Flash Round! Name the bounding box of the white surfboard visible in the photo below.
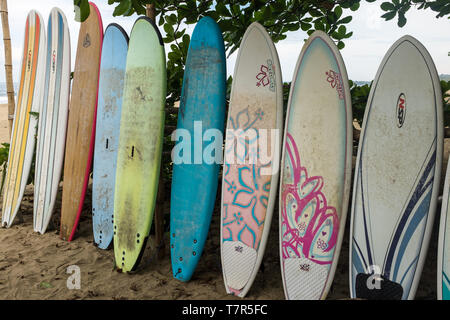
[33,7,71,234]
[2,10,46,227]
[350,35,443,300]
[438,160,450,300]
[279,31,352,300]
[220,22,283,298]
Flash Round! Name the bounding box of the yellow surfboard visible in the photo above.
[2,10,46,227]
[113,17,166,272]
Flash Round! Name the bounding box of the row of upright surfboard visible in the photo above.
[1,2,448,300]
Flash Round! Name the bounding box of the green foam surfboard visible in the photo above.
[113,16,166,272]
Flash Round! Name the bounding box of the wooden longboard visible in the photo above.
[170,17,226,282]
[113,17,166,272]
[60,2,103,241]
[92,23,128,249]
[33,7,71,234]
[350,36,443,300]
[220,22,283,297]
[279,31,352,300]
[2,10,46,228]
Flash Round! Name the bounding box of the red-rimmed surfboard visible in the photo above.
[279,31,352,300]
[60,2,103,241]
[33,7,71,234]
[2,10,46,228]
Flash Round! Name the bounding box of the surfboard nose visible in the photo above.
[283,257,328,300]
[222,240,257,296]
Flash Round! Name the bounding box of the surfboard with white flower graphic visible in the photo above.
[279,31,352,300]
[220,22,283,298]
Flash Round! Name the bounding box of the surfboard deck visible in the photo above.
[350,35,443,300]
[279,31,352,300]
[170,16,226,282]
[60,2,103,241]
[33,7,71,235]
[438,159,450,300]
[113,16,166,272]
[220,22,283,297]
[2,10,46,228]
[92,23,128,250]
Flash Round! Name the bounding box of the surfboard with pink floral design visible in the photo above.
[220,22,282,298]
[279,31,352,300]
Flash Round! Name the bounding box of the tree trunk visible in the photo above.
[146,4,156,21]
[147,2,165,259]
[0,0,15,139]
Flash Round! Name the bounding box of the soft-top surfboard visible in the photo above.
[92,23,128,249]
[350,35,443,300]
[279,31,352,300]
[170,17,226,282]
[113,16,166,272]
[33,7,71,234]
[220,22,283,297]
[2,10,46,228]
[60,2,102,241]
[438,160,450,300]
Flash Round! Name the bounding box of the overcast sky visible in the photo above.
[0,1,448,84]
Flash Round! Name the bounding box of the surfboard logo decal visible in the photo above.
[256,60,276,92]
[325,70,344,100]
[27,50,32,71]
[396,93,406,128]
[51,50,56,73]
[83,33,91,48]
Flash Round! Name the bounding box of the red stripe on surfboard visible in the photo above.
[67,2,103,242]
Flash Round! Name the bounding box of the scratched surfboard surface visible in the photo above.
[92,24,128,249]
[60,2,103,241]
[350,35,443,300]
[2,10,46,228]
[438,160,450,300]
[279,31,352,300]
[220,22,283,298]
[113,17,166,272]
[33,7,70,234]
[170,17,226,281]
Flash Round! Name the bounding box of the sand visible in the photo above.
[0,104,10,144]
[0,101,448,300]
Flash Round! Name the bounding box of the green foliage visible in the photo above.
[442,80,450,126]
[0,143,10,195]
[379,0,450,27]
[349,80,372,126]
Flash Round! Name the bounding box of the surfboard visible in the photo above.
[113,16,166,272]
[2,10,46,228]
[60,2,103,241]
[220,22,283,297]
[438,160,450,300]
[350,35,443,300]
[170,17,226,282]
[279,31,352,300]
[33,7,71,235]
[92,23,128,250]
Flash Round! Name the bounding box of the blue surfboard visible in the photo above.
[170,17,226,281]
[92,23,129,249]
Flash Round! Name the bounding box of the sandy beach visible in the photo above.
[0,101,448,300]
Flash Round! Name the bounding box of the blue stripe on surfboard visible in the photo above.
[384,150,436,278]
[443,272,450,300]
[392,188,432,282]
